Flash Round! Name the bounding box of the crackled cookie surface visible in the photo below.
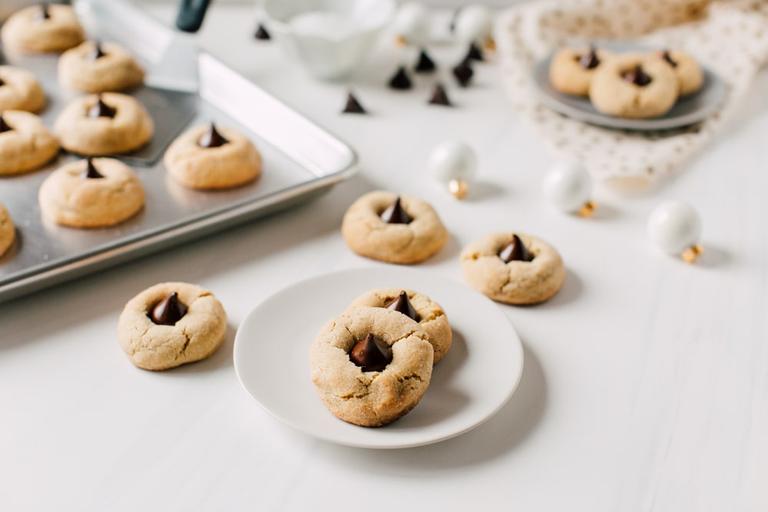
[655,49,703,96]
[348,288,452,364]
[118,282,227,371]
[1,4,84,54]
[310,306,434,427]
[59,40,145,93]
[341,191,448,264]
[0,66,46,113]
[164,123,262,190]
[39,158,144,228]
[0,111,59,175]
[461,232,565,305]
[549,46,613,96]
[54,93,154,155]
[0,204,15,258]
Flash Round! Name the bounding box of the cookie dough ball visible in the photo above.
[0,204,15,258]
[342,191,448,264]
[589,54,678,119]
[118,282,228,371]
[460,232,565,305]
[348,288,452,364]
[0,66,46,113]
[655,49,703,96]
[310,306,434,427]
[0,111,60,175]
[54,93,154,155]
[58,40,145,93]
[164,123,262,190]
[39,157,145,228]
[1,4,84,54]
[549,46,614,96]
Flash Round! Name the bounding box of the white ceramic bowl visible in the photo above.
[263,0,395,80]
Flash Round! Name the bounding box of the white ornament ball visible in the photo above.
[428,141,477,185]
[455,5,492,42]
[647,201,702,255]
[392,3,428,42]
[543,160,593,213]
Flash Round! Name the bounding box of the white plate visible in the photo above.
[233,267,524,449]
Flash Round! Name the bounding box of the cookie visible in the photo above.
[118,282,228,371]
[0,110,60,176]
[1,4,85,54]
[589,54,678,119]
[341,191,448,264]
[348,288,452,364]
[38,157,145,228]
[655,49,703,96]
[163,123,262,190]
[53,93,154,155]
[0,204,15,258]
[310,306,433,427]
[58,40,145,93]
[549,46,614,96]
[460,232,565,305]
[0,66,46,113]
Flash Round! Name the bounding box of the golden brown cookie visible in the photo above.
[549,46,614,96]
[0,203,15,258]
[0,110,60,176]
[655,49,703,96]
[1,4,84,54]
[58,40,145,93]
[0,66,46,113]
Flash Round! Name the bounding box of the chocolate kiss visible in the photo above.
[499,234,534,263]
[380,196,412,224]
[198,123,229,148]
[349,333,392,372]
[622,65,653,86]
[149,292,188,326]
[82,158,104,179]
[342,92,366,114]
[0,77,5,87]
[90,40,107,60]
[415,49,436,73]
[428,83,452,106]
[579,46,600,69]
[388,66,412,90]
[87,95,117,118]
[0,115,11,134]
[387,291,420,322]
[452,60,474,88]
[38,3,51,20]
[661,49,678,67]
[254,23,271,40]
[465,42,484,62]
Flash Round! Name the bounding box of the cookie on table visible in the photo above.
[0,204,15,258]
[53,93,154,155]
[341,191,448,264]
[58,40,145,93]
[549,46,614,96]
[0,66,46,113]
[655,49,703,96]
[348,288,452,364]
[460,232,565,305]
[38,158,145,228]
[310,306,434,427]
[589,54,678,119]
[118,282,227,371]
[163,123,262,190]
[0,111,59,176]
[1,4,85,54]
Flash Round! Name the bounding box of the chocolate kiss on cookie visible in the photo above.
[198,123,229,148]
[387,291,421,322]
[578,46,600,69]
[0,77,5,87]
[89,40,107,60]
[499,234,534,263]
[88,95,117,118]
[149,292,188,325]
[37,3,51,21]
[82,158,104,179]
[622,65,652,86]
[349,333,392,372]
[661,50,678,68]
[380,196,412,224]
[0,115,12,134]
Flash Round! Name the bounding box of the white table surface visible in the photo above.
[2,3,767,511]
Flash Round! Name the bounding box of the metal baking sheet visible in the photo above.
[0,0,357,302]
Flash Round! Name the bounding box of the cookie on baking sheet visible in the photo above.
[655,49,703,96]
[38,158,145,228]
[58,40,145,93]
[118,282,228,371]
[163,123,262,190]
[0,204,15,258]
[310,306,433,427]
[348,288,452,364]
[53,93,154,155]
[1,4,84,54]
[589,54,678,119]
[549,46,614,96]
[0,111,60,176]
[341,191,448,264]
[0,66,46,113]
[460,232,565,305]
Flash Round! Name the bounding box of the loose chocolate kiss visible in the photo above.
[89,40,107,60]
[349,333,392,372]
[452,60,474,88]
[149,292,188,326]
[388,66,413,90]
[88,95,117,118]
[380,196,412,224]
[499,234,534,263]
[465,42,484,62]
[342,92,366,114]
[661,50,678,68]
[415,49,436,73]
[82,158,104,179]
[578,46,600,69]
[254,23,271,40]
[622,65,652,87]
[387,291,420,322]
[428,83,452,106]
[198,123,229,148]
[0,115,11,134]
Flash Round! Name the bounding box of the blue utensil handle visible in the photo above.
[176,0,211,33]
